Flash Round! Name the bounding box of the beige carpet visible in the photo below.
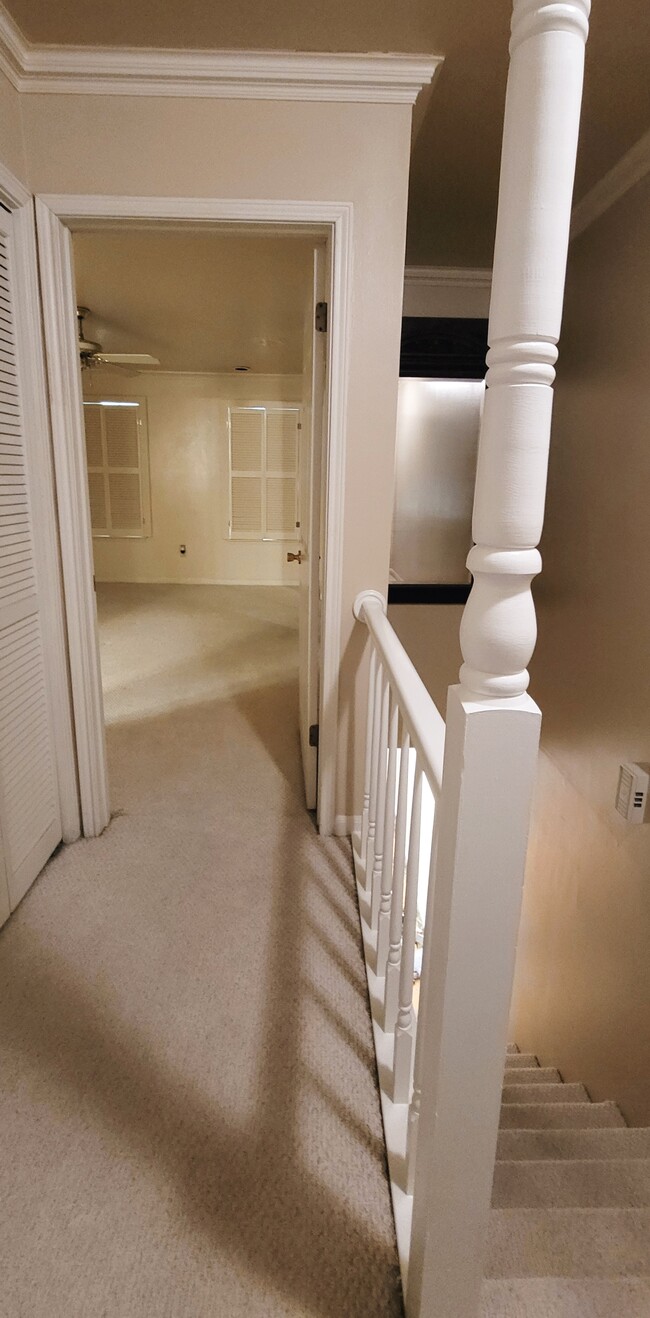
[0,583,402,1318]
[481,1048,650,1315]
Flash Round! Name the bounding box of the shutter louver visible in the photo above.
[266,476,296,534]
[108,472,142,531]
[0,215,61,911]
[231,475,263,534]
[230,409,264,472]
[267,411,298,473]
[83,406,103,467]
[87,471,108,531]
[105,407,139,468]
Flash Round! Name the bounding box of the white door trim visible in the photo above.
[35,200,110,837]
[0,162,81,843]
[35,193,353,837]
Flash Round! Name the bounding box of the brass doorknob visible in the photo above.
[287,550,303,564]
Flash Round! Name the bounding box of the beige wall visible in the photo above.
[84,370,303,587]
[510,175,650,1124]
[402,277,491,318]
[22,92,412,819]
[387,604,462,715]
[0,68,26,184]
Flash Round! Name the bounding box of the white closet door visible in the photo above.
[0,208,61,912]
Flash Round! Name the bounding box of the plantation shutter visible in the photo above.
[229,406,299,538]
[83,400,150,537]
[0,208,61,911]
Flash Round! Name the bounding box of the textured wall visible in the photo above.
[510,174,650,1124]
[84,371,303,587]
[22,92,412,819]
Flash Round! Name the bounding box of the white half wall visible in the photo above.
[84,370,303,586]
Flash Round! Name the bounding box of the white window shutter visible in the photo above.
[82,401,150,537]
[230,408,264,472]
[228,405,300,539]
[0,212,61,911]
[266,409,298,474]
[231,475,263,535]
[266,476,297,534]
[104,406,139,468]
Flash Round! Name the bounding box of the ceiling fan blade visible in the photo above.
[97,353,160,366]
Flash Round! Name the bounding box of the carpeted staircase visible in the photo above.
[480,1045,650,1316]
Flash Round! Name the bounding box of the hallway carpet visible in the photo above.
[0,584,402,1317]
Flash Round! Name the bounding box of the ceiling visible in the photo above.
[6,1,650,265]
[72,231,314,374]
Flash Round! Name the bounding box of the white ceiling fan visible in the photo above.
[76,307,160,372]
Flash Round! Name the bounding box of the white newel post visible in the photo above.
[406,3,590,1316]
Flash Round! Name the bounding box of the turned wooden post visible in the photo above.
[406,2,591,1315]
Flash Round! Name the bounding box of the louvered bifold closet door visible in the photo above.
[0,209,61,910]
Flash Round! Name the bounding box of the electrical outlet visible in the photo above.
[615,762,649,823]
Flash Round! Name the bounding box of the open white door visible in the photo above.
[0,207,63,913]
[297,246,328,812]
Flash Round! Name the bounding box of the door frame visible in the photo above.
[35,193,353,836]
[0,162,81,844]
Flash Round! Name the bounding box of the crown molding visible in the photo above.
[0,2,22,85]
[571,127,650,239]
[0,7,441,102]
[404,266,492,290]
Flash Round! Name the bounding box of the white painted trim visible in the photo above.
[333,814,360,838]
[35,193,353,839]
[403,265,492,290]
[0,2,23,88]
[39,195,344,227]
[11,202,81,843]
[571,127,650,238]
[0,9,440,102]
[35,200,111,838]
[94,578,300,588]
[0,157,30,209]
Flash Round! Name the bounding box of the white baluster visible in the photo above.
[392,761,422,1104]
[383,725,410,1032]
[375,694,399,975]
[360,647,377,864]
[407,4,590,1315]
[369,674,389,931]
[405,823,438,1195]
[365,657,383,887]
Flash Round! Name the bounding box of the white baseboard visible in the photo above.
[333,814,361,838]
[94,576,298,588]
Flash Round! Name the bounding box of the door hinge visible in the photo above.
[315,301,328,333]
[309,723,319,748]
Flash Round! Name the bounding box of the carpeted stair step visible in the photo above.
[492,1159,650,1207]
[480,1278,650,1317]
[496,1128,650,1161]
[505,1053,540,1069]
[501,1083,589,1105]
[486,1207,650,1278]
[506,1044,519,1054]
[499,1102,625,1130]
[502,1067,560,1086]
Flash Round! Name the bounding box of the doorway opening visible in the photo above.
[35,197,351,838]
[69,224,326,820]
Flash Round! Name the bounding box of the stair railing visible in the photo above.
[353,2,590,1314]
[353,590,445,1201]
